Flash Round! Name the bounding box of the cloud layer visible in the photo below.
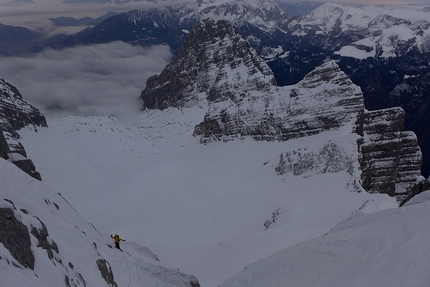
[0,42,173,121]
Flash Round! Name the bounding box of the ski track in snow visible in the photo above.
[20,111,398,287]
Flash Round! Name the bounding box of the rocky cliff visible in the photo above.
[357,108,422,200]
[141,18,276,111]
[0,78,46,180]
[142,19,363,142]
[141,18,422,199]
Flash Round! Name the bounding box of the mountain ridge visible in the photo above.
[141,18,422,199]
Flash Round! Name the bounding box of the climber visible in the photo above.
[111,234,125,251]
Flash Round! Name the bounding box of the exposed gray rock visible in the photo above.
[357,108,422,200]
[193,60,364,143]
[0,129,41,180]
[141,18,276,110]
[399,176,430,206]
[96,258,118,287]
[0,129,9,159]
[0,78,45,180]
[0,207,34,269]
[142,19,364,143]
[9,154,42,181]
[275,142,354,176]
[0,78,47,143]
[30,217,59,260]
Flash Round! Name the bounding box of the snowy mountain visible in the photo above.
[142,19,363,142]
[273,3,430,58]
[0,23,42,56]
[0,157,200,287]
[266,3,430,84]
[0,78,201,286]
[49,11,118,27]
[141,18,276,111]
[274,0,323,17]
[6,0,430,179]
[264,3,430,177]
[196,0,285,30]
[219,191,430,287]
[46,0,285,53]
[141,18,421,199]
[0,2,429,286]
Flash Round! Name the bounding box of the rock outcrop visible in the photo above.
[0,78,46,180]
[358,108,422,200]
[0,207,35,269]
[141,18,422,199]
[399,176,430,206]
[141,18,276,110]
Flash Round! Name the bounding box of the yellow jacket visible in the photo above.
[111,234,124,244]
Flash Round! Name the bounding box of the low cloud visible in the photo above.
[0,42,173,121]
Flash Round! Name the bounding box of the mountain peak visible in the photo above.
[141,18,276,110]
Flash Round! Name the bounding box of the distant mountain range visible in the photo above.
[49,11,118,27]
[0,0,429,176]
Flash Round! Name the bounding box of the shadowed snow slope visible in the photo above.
[220,191,430,287]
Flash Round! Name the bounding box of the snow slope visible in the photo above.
[20,109,397,287]
[220,191,430,287]
[0,149,199,287]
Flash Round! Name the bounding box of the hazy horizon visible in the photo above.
[0,0,427,25]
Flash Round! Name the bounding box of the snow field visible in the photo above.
[20,109,397,287]
[220,192,430,287]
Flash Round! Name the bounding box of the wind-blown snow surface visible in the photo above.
[220,191,430,287]
[19,109,398,287]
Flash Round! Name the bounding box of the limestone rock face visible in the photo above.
[0,78,47,142]
[140,17,422,199]
[141,18,276,110]
[0,207,35,269]
[194,60,364,142]
[0,78,46,180]
[142,19,364,143]
[358,108,422,200]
